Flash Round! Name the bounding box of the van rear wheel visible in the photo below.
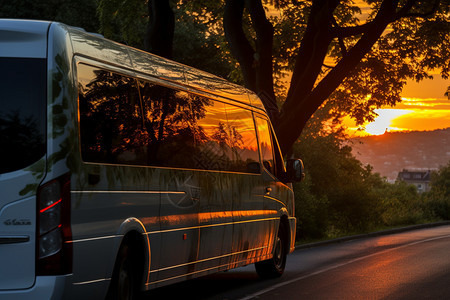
[107,242,139,300]
[255,222,287,279]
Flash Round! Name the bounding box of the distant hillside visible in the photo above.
[350,128,450,181]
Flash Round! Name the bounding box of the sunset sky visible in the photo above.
[345,76,450,137]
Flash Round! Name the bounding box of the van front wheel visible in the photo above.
[255,222,287,279]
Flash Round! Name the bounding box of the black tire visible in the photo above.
[255,222,287,279]
[107,242,139,300]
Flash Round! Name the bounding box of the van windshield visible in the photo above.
[0,57,46,174]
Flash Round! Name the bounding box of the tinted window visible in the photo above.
[139,80,196,168]
[193,98,229,171]
[78,64,146,165]
[0,58,46,174]
[255,116,275,174]
[78,63,260,174]
[193,97,259,173]
[223,103,259,173]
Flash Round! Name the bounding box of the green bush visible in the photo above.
[377,181,427,226]
[294,173,329,240]
[422,162,450,220]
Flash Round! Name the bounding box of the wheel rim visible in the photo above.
[273,236,283,270]
[118,259,133,300]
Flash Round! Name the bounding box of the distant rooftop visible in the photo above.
[397,169,432,192]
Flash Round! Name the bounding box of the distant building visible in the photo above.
[397,169,431,193]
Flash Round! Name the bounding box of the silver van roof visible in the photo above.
[66,25,265,110]
[0,19,50,58]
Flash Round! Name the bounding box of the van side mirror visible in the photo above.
[286,159,305,182]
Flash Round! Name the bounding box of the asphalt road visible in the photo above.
[141,225,450,299]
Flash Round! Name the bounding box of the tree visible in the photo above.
[0,0,98,32]
[99,1,449,154]
[223,0,449,154]
[425,161,450,220]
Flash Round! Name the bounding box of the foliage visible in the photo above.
[0,0,98,32]
[293,111,448,241]
[377,181,426,226]
[422,162,450,220]
[292,112,385,239]
[97,1,235,79]
[97,0,147,48]
[294,173,329,239]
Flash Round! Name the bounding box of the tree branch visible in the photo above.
[284,0,339,113]
[331,22,373,38]
[332,16,347,56]
[396,0,441,19]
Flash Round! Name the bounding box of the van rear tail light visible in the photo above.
[36,173,72,275]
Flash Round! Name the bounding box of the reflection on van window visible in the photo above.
[78,64,145,165]
[0,58,46,174]
[139,80,196,168]
[255,117,275,174]
[77,63,260,174]
[223,103,259,172]
[193,99,228,170]
[193,97,259,173]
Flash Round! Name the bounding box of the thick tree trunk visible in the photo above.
[145,0,175,59]
[224,0,279,124]
[276,0,399,154]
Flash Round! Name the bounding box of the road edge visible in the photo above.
[295,221,450,250]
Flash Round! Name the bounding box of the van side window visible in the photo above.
[139,80,196,168]
[78,64,260,174]
[223,103,259,173]
[190,97,259,173]
[78,64,146,165]
[270,128,286,175]
[192,97,229,171]
[255,116,275,175]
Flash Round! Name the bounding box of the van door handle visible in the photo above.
[265,187,272,195]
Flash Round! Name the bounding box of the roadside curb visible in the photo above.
[295,221,450,250]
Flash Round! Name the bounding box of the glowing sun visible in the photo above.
[363,109,412,135]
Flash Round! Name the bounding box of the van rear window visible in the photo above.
[0,57,46,174]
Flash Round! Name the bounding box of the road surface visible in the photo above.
[141,225,450,299]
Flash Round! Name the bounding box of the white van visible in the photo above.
[0,19,304,299]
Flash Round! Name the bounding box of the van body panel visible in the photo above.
[127,47,186,83]
[183,67,254,109]
[0,275,70,300]
[0,195,36,289]
[69,28,133,70]
[70,165,161,285]
[246,91,266,111]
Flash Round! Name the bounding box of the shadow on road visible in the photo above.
[140,270,260,300]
